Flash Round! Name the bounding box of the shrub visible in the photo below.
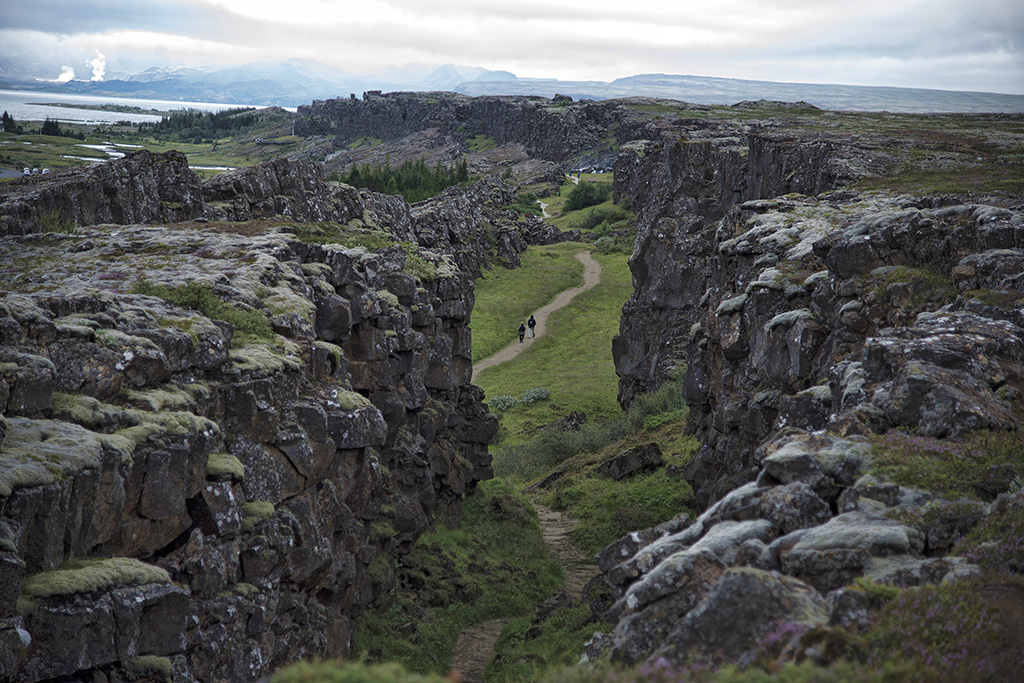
[39,209,78,235]
[869,428,1024,501]
[563,181,613,212]
[489,395,518,412]
[954,505,1024,574]
[520,387,551,405]
[864,578,1005,679]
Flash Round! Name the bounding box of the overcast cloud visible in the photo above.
[1,0,1021,94]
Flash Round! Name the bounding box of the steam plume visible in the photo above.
[89,51,106,81]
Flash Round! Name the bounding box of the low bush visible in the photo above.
[520,387,551,405]
[869,428,1024,501]
[489,395,518,412]
[563,181,613,212]
[351,479,561,675]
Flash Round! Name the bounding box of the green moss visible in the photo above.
[50,391,123,430]
[20,557,170,601]
[232,582,260,597]
[314,341,344,366]
[0,418,106,496]
[130,656,173,677]
[207,452,245,482]
[241,500,275,531]
[376,289,400,308]
[131,279,273,339]
[333,387,370,411]
[229,343,303,374]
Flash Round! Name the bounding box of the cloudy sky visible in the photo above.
[2,0,1022,94]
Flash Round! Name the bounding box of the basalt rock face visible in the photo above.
[297,92,623,165]
[0,150,204,237]
[597,115,1024,669]
[621,192,1024,507]
[0,153,528,681]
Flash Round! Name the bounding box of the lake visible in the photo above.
[0,89,260,125]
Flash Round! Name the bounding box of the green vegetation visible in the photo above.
[139,107,262,143]
[273,661,450,682]
[869,428,1024,501]
[488,602,611,682]
[130,279,274,341]
[504,191,543,216]
[351,479,562,675]
[467,135,498,152]
[38,209,78,235]
[471,243,588,362]
[475,250,632,437]
[20,557,169,602]
[335,158,470,203]
[206,452,245,482]
[40,117,85,140]
[563,181,613,213]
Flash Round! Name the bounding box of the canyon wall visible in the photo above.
[0,151,560,681]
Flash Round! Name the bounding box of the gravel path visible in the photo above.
[471,251,601,382]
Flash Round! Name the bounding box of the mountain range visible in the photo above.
[2,58,1023,114]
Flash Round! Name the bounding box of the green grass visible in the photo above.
[474,249,632,439]
[471,242,589,362]
[467,134,498,152]
[351,479,562,676]
[488,602,612,682]
[869,428,1024,501]
[130,279,274,341]
[546,467,695,555]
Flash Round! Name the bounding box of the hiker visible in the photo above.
[518,322,526,343]
[527,314,536,338]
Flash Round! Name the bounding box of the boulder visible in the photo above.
[654,567,829,667]
[596,443,664,480]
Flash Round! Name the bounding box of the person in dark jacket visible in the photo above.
[527,314,536,338]
[518,322,526,343]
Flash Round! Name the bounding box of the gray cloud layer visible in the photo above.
[2,0,1021,94]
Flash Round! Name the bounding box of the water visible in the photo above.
[0,89,258,125]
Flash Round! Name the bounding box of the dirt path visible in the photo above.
[448,504,597,682]
[534,503,596,600]
[471,251,601,382]
[450,617,510,683]
[537,199,551,218]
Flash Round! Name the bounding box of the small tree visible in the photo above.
[40,117,62,137]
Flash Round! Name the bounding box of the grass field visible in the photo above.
[471,242,589,363]
[474,249,632,442]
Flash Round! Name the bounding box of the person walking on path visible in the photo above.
[518,322,526,343]
[527,314,536,338]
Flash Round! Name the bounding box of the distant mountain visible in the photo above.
[456,72,1024,114]
[2,58,1022,113]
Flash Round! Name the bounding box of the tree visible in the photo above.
[40,117,62,137]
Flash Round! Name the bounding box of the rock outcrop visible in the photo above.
[0,150,572,681]
[597,107,1024,672]
[0,150,203,237]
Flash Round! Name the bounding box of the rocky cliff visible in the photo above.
[593,111,1024,671]
[296,92,621,167]
[0,151,564,681]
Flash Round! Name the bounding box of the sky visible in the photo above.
[1,0,1022,94]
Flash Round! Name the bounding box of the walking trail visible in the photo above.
[451,251,601,681]
[471,251,601,382]
[448,504,596,683]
